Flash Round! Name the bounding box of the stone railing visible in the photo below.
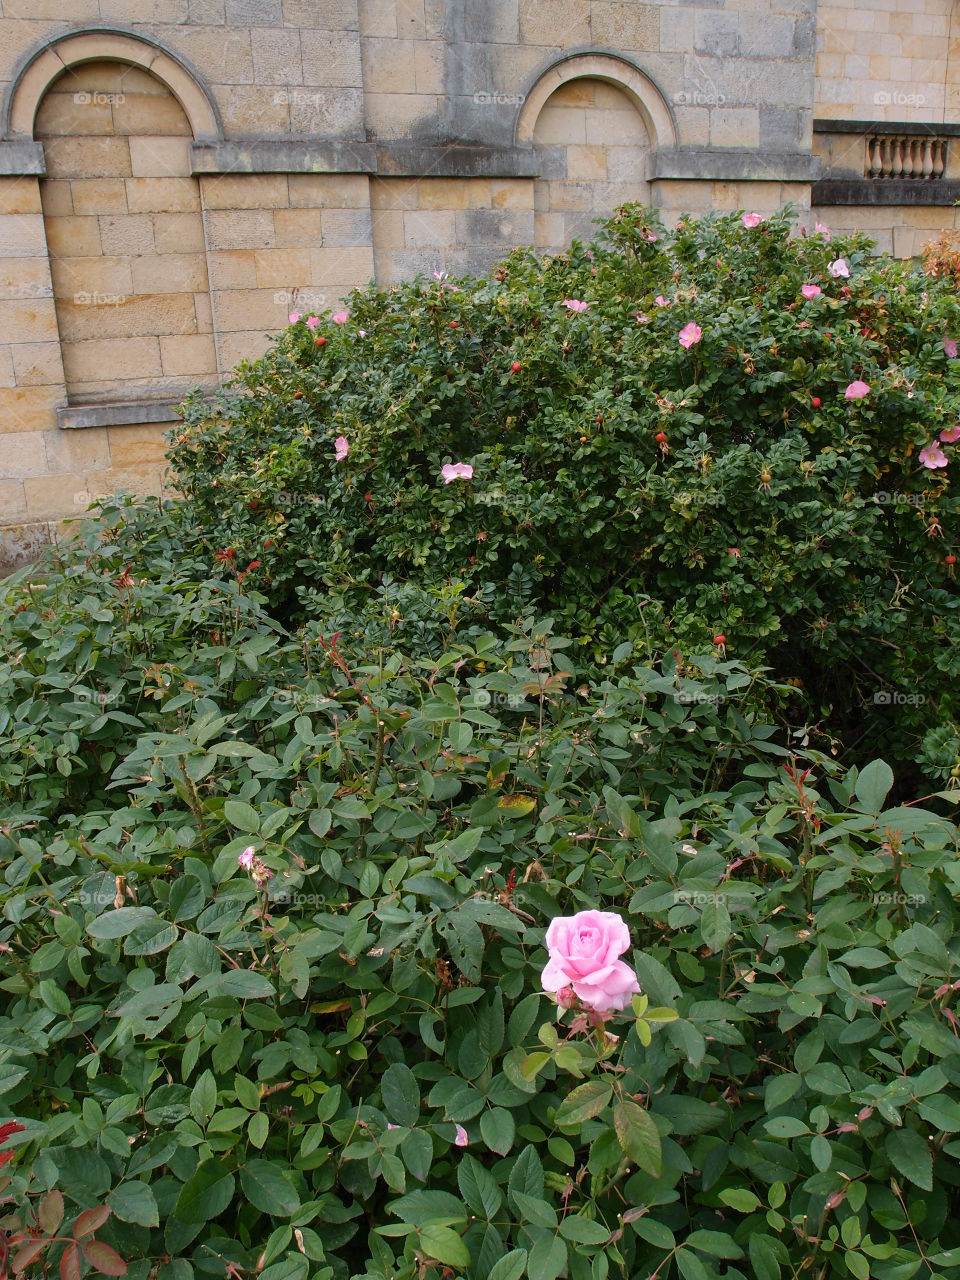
[865,133,947,180]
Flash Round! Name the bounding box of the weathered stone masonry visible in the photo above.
[0,0,958,566]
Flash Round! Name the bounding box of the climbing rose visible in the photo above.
[334,435,349,461]
[829,258,850,279]
[441,462,474,484]
[305,315,321,329]
[920,443,949,469]
[741,212,762,228]
[678,322,702,348]
[332,310,349,324]
[801,284,822,299]
[815,221,832,240]
[288,312,301,324]
[945,337,958,359]
[655,295,671,307]
[845,380,870,400]
[563,299,589,312]
[542,910,641,1014]
[940,424,960,443]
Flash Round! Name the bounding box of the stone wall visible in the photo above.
[0,0,957,567]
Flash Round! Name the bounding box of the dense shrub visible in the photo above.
[2,510,960,1280]
[170,206,960,778]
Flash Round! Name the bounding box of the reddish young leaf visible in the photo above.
[73,1206,111,1240]
[38,1190,65,1235]
[12,1239,46,1273]
[60,1243,81,1280]
[81,1241,127,1277]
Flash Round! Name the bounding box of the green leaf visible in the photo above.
[507,1145,543,1209]
[527,1234,567,1280]
[189,1070,217,1126]
[854,759,894,816]
[108,1182,159,1228]
[480,1107,515,1156]
[718,1189,762,1213]
[555,1080,613,1128]
[239,1161,301,1217]
[613,1100,662,1176]
[885,1127,933,1191]
[700,899,731,951]
[457,1154,502,1221]
[381,1062,420,1127]
[418,1225,470,1269]
[560,1214,611,1245]
[764,1116,809,1139]
[224,800,260,833]
[487,1252,527,1280]
[87,907,159,939]
[174,1160,235,1224]
[203,970,275,1000]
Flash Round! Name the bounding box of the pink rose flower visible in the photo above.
[542,910,641,1014]
[801,284,821,300]
[815,221,832,241]
[334,435,349,461]
[288,312,302,324]
[454,1124,469,1148]
[678,322,702,349]
[332,310,349,324]
[940,424,960,443]
[441,462,473,484]
[845,380,869,400]
[741,212,763,229]
[945,337,958,359]
[655,295,671,307]
[829,259,850,279]
[238,847,255,871]
[920,443,949,469]
[306,316,321,330]
[635,313,650,324]
[642,229,658,243]
[563,299,589,312]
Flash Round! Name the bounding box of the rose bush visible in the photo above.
[169,205,960,781]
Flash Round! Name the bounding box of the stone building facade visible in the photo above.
[0,0,958,565]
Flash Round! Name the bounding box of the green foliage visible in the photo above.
[2,509,960,1280]
[169,205,960,777]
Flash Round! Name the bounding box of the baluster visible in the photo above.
[880,136,893,177]
[932,139,946,179]
[921,138,933,179]
[891,136,904,178]
[868,136,883,177]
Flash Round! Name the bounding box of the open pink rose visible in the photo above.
[288,312,302,324]
[945,337,958,359]
[920,443,949,469]
[845,380,869,401]
[332,310,349,324]
[542,910,641,1014]
[801,284,821,300]
[815,221,831,240]
[441,462,473,484]
[563,299,589,312]
[678,322,702,349]
[940,424,960,444]
[741,212,762,229]
[334,435,349,461]
[829,258,850,279]
[306,315,321,330]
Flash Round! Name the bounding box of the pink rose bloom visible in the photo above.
[334,435,349,461]
[441,462,474,484]
[288,312,302,324]
[940,424,960,443]
[920,443,949,469]
[454,1124,469,1148]
[238,846,255,871]
[332,311,349,324]
[655,295,671,307]
[642,229,659,243]
[815,221,832,241]
[542,910,641,1014]
[563,299,589,312]
[678,322,702,349]
[741,212,763,229]
[635,313,650,324]
[829,258,850,279]
[945,337,958,359]
[801,284,822,300]
[306,316,321,330]
[845,380,869,400]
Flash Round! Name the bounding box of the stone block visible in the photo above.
[213,288,293,331]
[364,92,439,140]
[24,473,84,517]
[159,334,219,377]
[201,174,290,210]
[417,178,490,210]
[283,0,359,26]
[565,145,608,181]
[225,0,282,23]
[371,207,405,249]
[0,480,27,522]
[310,245,375,285]
[124,177,201,214]
[50,255,133,300]
[41,215,103,259]
[39,181,74,218]
[454,208,535,245]
[361,37,417,93]
[0,257,53,301]
[0,299,59,344]
[177,28,255,84]
[217,329,273,368]
[710,108,760,149]
[128,138,192,179]
[301,31,364,86]
[0,429,48,476]
[288,173,371,208]
[110,95,191,137]
[98,214,156,256]
[35,93,114,139]
[11,343,65,388]
[251,29,305,85]
[212,86,290,134]
[695,11,740,56]
[0,386,61,435]
[0,214,48,258]
[402,208,455,247]
[0,178,43,215]
[289,88,366,138]
[203,208,277,250]
[490,179,533,210]
[359,0,397,37]
[273,208,325,246]
[590,3,659,51]
[62,336,163,386]
[59,292,198,342]
[131,254,209,294]
[69,179,128,217]
[106,423,171,466]
[254,247,314,286]
[149,212,205,254]
[42,427,110,474]
[319,208,374,244]
[463,0,519,43]
[519,0,589,46]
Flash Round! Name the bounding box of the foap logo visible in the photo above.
[73,91,125,106]
[274,289,327,310]
[474,91,526,107]
[74,291,126,307]
[873,891,925,906]
[873,690,926,707]
[874,90,925,108]
[273,90,326,108]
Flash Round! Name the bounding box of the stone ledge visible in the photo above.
[374,144,541,178]
[814,118,960,138]
[191,140,377,174]
[812,178,960,206]
[58,400,184,430]
[652,149,821,183]
[0,140,46,175]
